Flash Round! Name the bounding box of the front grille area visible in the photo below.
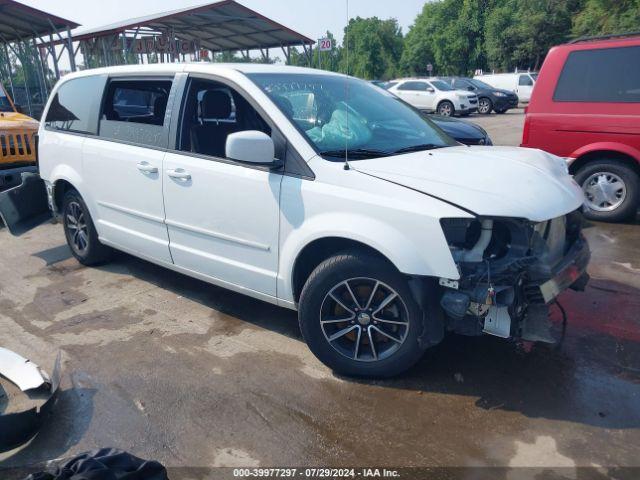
[0,130,35,163]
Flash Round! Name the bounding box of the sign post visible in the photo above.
[318,37,332,71]
[427,63,433,75]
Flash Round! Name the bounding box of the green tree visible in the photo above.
[572,0,640,37]
[402,0,489,76]
[485,0,578,71]
[340,17,403,79]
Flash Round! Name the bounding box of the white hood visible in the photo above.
[353,146,585,222]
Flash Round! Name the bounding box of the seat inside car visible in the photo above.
[153,95,168,125]
[190,90,236,158]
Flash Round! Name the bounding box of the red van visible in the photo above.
[522,33,640,222]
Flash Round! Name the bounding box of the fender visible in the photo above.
[568,141,640,164]
[48,165,100,225]
[277,211,461,304]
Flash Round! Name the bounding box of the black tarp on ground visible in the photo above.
[24,449,168,480]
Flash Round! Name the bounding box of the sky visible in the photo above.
[19,0,429,46]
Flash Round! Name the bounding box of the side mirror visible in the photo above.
[426,87,435,93]
[225,131,278,167]
[467,86,475,91]
[14,104,23,114]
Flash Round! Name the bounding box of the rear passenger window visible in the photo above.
[45,76,103,134]
[554,46,640,103]
[102,80,171,126]
[99,78,173,148]
[398,81,429,91]
[518,75,533,86]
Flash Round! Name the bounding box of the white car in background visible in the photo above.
[387,78,478,116]
[473,72,537,103]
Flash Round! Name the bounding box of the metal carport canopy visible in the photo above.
[0,0,80,42]
[68,0,315,52]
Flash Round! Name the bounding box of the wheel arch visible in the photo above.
[568,144,640,177]
[48,165,88,215]
[437,99,455,112]
[280,211,460,305]
[290,237,396,303]
[52,179,76,213]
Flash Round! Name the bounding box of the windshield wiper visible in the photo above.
[319,148,391,160]
[390,144,446,154]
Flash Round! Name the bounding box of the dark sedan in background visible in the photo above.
[438,77,518,114]
[371,80,493,145]
[429,114,493,145]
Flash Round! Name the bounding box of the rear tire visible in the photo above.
[574,159,639,223]
[478,97,493,114]
[437,101,455,117]
[62,189,112,265]
[298,251,427,378]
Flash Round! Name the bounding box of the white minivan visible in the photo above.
[0,64,590,377]
[473,72,537,103]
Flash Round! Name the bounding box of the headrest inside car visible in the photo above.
[201,90,232,119]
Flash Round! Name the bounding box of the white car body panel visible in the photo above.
[276,156,472,303]
[163,151,282,297]
[34,63,584,312]
[83,137,172,264]
[352,146,584,223]
[0,347,48,391]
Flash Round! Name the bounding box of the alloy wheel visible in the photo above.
[438,103,453,116]
[478,98,491,114]
[320,278,410,362]
[582,172,627,212]
[65,201,90,255]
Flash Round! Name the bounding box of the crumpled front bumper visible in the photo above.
[439,212,590,341]
[536,234,590,303]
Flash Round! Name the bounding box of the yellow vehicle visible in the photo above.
[1,83,39,192]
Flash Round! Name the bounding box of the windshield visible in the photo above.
[248,73,455,160]
[430,80,454,91]
[469,78,494,90]
[0,84,14,112]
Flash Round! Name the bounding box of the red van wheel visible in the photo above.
[574,159,639,222]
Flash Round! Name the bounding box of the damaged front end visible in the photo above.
[438,209,590,343]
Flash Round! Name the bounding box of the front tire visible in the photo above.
[437,101,455,117]
[298,251,427,378]
[574,160,639,222]
[62,189,112,265]
[478,97,493,114]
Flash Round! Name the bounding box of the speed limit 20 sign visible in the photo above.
[318,38,333,51]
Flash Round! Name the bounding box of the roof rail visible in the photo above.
[569,31,640,44]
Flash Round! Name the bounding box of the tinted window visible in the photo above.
[554,46,640,103]
[518,75,534,86]
[469,78,493,90]
[45,76,103,134]
[102,80,172,126]
[453,79,471,89]
[397,81,429,91]
[178,78,271,159]
[431,80,454,91]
